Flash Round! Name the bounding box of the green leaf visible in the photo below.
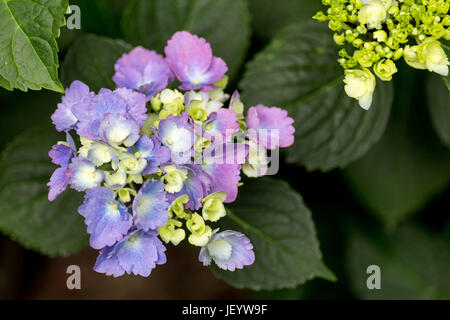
[0,0,68,92]
[61,33,133,92]
[427,74,450,148]
[347,224,450,299]
[211,177,336,291]
[0,125,88,256]
[0,90,59,151]
[343,67,450,229]
[248,0,322,40]
[443,76,450,91]
[239,22,393,171]
[121,0,251,80]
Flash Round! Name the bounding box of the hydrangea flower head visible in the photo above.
[314,0,450,109]
[47,30,296,277]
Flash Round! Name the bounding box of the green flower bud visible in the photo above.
[429,23,446,39]
[394,29,409,43]
[187,100,208,122]
[374,59,398,81]
[87,143,112,166]
[356,25,367,34]
[386,36,400,49]
[445,30,450,41]
[403,45,427,70]
[118,153,147,175]
[329,19,342,31]
[393,48,404,60]
[420,12,434,25]
[202,191,227,222]
[150,94,161,112]
[141,113,160,135]
[345,32,358,43]
[160,89,185,117]
[417,39,450,76]
[105,169,127,189]
[209,88,230,103]
[313,11,328,22]
[339,48,350,58]
[213,75,229,90]
[354,49,379,67]
[442,16,450,27]
[159,219,186,246]
[334,33,346,45]
[353,38,364,48]
[162,165,188,193]
[186,213,212,247]
[388,5,399,16]
[373,30,388,42]
[168,194,189,219]
[117,188,135,203]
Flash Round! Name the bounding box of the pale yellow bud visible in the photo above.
[343,68,376,110]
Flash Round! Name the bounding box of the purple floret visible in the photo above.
[72,88,146,145]
[49,144,74,167]
[246,105,295,150]
[47,137,77,202]
[132,180,169,231]
[47,167,72,202]
[135,135,171,174]
[167,164,213,210]
[199,230,255,271]
[51,81,93,132]
[165,31,228,90]
[156,113,195,163]
[204,109,240,143]
[94,229,167,277]
[113,47,174,99]
[78,187,132,250]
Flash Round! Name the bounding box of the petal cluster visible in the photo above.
[314,0,450,109]
[47,31,296,277]
[113,47,173,99]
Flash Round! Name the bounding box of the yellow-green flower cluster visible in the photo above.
[158,191,227,246]
[314,0,450,109]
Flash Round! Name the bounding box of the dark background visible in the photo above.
[0,0,449,299]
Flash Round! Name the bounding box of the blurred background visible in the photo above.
[0,0,449,299]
